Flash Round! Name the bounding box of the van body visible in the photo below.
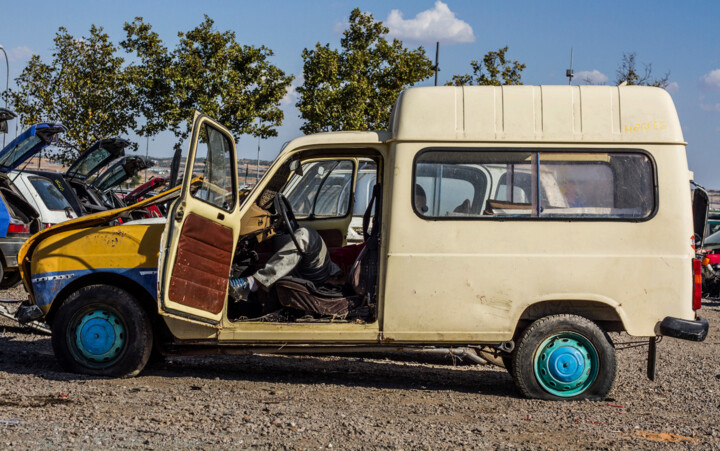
[16,86,708,400]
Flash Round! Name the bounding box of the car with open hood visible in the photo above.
[2,123,78,229]
[0,122,65,286]
[30,138,152,217]
[90,155,154,210]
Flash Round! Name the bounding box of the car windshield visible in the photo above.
[67,147,113,178]
[93,163,129,192]
[0,136,42,168]
[29,176,73,211]
[704,229,720,246]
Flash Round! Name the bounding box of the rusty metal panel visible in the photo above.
[168,213,233,314]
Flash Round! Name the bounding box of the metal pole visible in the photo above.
[145,136,149,182]
[0,45,9,148]
[567,48,574,85]
[256,138,260,184]
[434,42,440,86]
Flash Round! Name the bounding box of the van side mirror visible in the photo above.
[289,159,304,176]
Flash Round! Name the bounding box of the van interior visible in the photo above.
[226,150,382,324]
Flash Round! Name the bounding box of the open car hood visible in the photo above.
[65,138,130,180]
[124,176,167,204]
[0,123,66,172]
[91,155,154,192]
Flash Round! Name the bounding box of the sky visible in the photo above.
[1,1,720,185]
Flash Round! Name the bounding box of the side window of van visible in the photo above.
[538,153,654,218]
[283,160,355,219]
[414,150,655,220]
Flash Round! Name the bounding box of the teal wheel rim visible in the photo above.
[71,309,126,367]
[533,332,599,397]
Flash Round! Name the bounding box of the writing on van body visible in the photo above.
[624,121,666,133]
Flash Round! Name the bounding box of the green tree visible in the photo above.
[447,46,525,86]
[8,26,137,164]
[615,52,670,88]
[122,16,293,150]
[296,8,434,134]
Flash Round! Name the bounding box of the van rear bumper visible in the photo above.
[659,316,709,342]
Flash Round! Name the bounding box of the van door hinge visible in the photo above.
[175,203,185,222]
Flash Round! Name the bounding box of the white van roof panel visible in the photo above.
[391,85,684,144]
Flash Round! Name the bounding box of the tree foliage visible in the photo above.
[8,26,137,164]
[296,9,434,134]
[615,52,670,88]
[122,16,293,150]
[448,47,525,86]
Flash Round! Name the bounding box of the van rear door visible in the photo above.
[692,186,709,248]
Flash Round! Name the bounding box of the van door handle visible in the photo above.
[217,212,225,220]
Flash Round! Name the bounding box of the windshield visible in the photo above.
[94,164,128,192]
[0,136,42,168]
[29,176,73,211]
[67,147,113,178]
[705,229,720,246]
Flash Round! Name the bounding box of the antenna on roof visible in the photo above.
[566,48,574,85]
[433,42,440,86]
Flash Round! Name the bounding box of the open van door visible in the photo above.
[692,184,709,248]
[157,113,240,325]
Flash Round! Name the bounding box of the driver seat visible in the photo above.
[274,183,382,319]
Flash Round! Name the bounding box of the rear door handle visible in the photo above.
[217,212,225,220]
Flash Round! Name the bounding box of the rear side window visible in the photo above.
[414,150,655,220]
[29,177,72,211]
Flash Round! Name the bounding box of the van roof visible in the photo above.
[390,85,684,145]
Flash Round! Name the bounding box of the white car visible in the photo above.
[10,171,77,228]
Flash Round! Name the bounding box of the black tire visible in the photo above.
[1,270,22,289]
[51,285,153,378]
[511,314,616,401]
[501,355,513,374]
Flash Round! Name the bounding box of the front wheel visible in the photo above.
[511,314,616,401]
[51,285,153,377]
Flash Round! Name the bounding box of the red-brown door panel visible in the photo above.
[168,213,234,314]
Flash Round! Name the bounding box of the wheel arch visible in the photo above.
[46,272,161,332]
[513,299,627,339]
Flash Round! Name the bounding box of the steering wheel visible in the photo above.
[273,193,305,255]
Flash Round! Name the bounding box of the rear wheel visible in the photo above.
[51,285,153,377]
[511,314,616,401]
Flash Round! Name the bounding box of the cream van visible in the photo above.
[15,85,708,401]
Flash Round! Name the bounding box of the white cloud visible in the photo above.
[666,81,679,94]
[280,75,303,106]
[5,46,33,63]
[700,103,720,112]
[573,70,608,85]
[385,1,475,45]
[700,69,720,91]
[333,20,348,35]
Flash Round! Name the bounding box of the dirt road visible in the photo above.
[1,286,718,449]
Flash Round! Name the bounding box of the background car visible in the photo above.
[10,172,77,228]
[0,122,65,286]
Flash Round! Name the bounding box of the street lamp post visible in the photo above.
[145,136,149,183]
[0,45,9,148]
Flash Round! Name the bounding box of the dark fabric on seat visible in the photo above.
[275,277,359,317]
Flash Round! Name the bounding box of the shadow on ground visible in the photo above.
[0,330,518,398]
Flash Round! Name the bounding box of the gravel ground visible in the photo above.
[0,283,718,450]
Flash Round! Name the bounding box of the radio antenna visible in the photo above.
[566,48,574,85]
